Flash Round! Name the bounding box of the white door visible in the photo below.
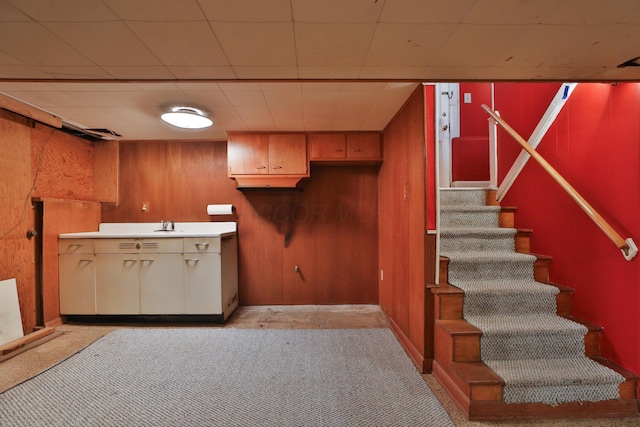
[435,83,460,188]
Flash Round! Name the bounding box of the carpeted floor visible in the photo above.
[0,327,454,427]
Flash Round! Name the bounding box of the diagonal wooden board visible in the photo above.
[0,278,24,347]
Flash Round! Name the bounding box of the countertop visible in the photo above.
[59,222,237,239]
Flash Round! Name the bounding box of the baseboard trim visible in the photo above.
[388,316,431,373]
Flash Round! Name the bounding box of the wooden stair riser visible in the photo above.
[435,320,482,363]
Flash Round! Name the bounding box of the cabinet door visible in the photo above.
[310,133,346,159]
[227,133,269,175]
[268,134,308,175]
[346,133,381,158]
[140,253,184,314]
[184,252,222,314]
[95,254,140,314]
[59,254,96,314]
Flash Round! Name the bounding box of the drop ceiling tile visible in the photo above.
[127,22,228,66]
[62,90,155,108]
[213,23,296,66]
[183,90,233,107]
[302,90,341,109]
[291,0,383,23]
[365,23,455,66]
[379,0,475,24]
[543,0,640,25]
[260,82,303,92]
[0,51,26,65]
[233,66,299,79]
[463,0,563,24]
[99,66,175,79]
[295,23,376,66]
[297,65,363,79]
[342,82,388,92]
[222,90,267,106]
[264,90,303,106]
[431,24,536,67]
[359,65,430,79]
[37,66,114,79]
[0,1,30,21]
[104,0,207,21]
[43,21,160,66]
[199,0,292,22]
[217,82,261,91]
[3,90,83,108]
[9,0,118,22]
[0,23,94,66]
[0,65,53,79]
[168,66,237,79]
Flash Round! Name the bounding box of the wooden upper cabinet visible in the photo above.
[310,133,382,163]
[268,134,308,175]
[227,133,269,175]
[227,133,309,187]
[346,133,381,159]
[310,133,346,159]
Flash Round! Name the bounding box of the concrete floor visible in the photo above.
[0,305,636,426]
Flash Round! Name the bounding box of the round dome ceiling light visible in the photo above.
[161,106,213,129]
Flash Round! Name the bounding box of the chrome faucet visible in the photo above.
[160,219,175,231]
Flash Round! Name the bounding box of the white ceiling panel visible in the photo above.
[0,0,637,141]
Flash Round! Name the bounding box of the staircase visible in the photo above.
[432,188,639,421]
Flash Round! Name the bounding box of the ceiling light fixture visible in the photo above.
[161,106,213,129]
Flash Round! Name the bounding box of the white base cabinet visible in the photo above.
[59,234,238,320]
[95,253,140,314]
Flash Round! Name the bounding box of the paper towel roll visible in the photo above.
[207,204,235,215]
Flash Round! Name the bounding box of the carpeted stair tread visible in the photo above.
[486,358,626,386]
[440,228,517,252]
[485,358,625,404]
[466,314,588,360]
[466,314,587,335]
[454,279,559,316]
[440,189,489,206]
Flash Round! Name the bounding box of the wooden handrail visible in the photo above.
[481,104,636,260]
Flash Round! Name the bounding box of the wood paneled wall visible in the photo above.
[378,87,432,372]
[0,109,110,333]
[101,140,379,305]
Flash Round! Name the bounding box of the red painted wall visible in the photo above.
[452,83,493,181]
[494,82,640,377]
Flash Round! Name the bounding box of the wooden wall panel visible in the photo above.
[0,109,109,334]
[379,87,430,371]
[93,140,119,203]
[41,199,101,326]
[0,111,36,334]
[31,124,94,201]
[102,141,379,305]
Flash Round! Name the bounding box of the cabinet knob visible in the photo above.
[272,165,283,169]
[256,165,266,169]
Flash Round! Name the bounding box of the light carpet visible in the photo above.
[0,328,454,427]
[440,188,624,405]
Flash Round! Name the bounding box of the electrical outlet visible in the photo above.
[463,93,472,103]
[142,201,149,212]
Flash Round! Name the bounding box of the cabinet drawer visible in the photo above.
[184,237,221,253]
[59,239,95,254]
[94,238,183,253]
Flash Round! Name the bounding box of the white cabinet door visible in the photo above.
[183,252,221,314]
[140,253,184,314]
[95,253,140,314]
[59,254,96,314]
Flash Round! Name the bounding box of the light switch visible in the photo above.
[142,201,149,212]
[464,93,472,103]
